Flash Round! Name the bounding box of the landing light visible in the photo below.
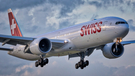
[64,40,68,43]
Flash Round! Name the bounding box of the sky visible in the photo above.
[0,0,135,76]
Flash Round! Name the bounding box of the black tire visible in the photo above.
[40,63,44,67]
[85,60,89,66]
[43,61,46,65]
[75,63,79,69]
[80,65,84,69]
[35,61,39,67]
[83,64,86,67]
[78,62,81,67]
[45,59,49,64]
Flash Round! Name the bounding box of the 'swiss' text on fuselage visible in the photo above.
[80,21,102,37]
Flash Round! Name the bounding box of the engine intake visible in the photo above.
[102,42,124,59]
[30,37,52,55]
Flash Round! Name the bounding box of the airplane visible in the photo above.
[0,8,135,69]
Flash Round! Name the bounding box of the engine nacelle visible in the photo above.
[102,42,124,59]
[30,37,52,55]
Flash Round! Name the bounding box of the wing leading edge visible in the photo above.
[121,40,135,45]
[0,34,68,50]
[0,34,35,45]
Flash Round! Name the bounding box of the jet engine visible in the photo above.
[102,42,124,59]
[30,37,52,55]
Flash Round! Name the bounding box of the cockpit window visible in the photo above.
[115,21,128,25]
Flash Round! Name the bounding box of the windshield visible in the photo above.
[115,21,128,25]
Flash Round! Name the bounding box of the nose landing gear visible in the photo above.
[113,37,122,53]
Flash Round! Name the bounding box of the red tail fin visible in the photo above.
[8,9,23,37]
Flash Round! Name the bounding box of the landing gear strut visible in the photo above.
[75,52,89,69]
[35,57,49,67]
[114,37,122,53]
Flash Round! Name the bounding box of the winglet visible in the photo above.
[8,8,12,13]
[8,8,23,37]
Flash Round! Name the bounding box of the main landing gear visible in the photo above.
[35,57,49,67]
[75,52,89,69]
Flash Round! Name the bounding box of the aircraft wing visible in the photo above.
[68,40,135,59]
[0,34,35,45]
[121,40,135,45]
[0,34,68,50]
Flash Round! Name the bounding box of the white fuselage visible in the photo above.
[8,17,129,60]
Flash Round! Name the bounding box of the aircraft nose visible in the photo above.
[115,21,129,38]
[119,23,129,37]
[123,23,129,33]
